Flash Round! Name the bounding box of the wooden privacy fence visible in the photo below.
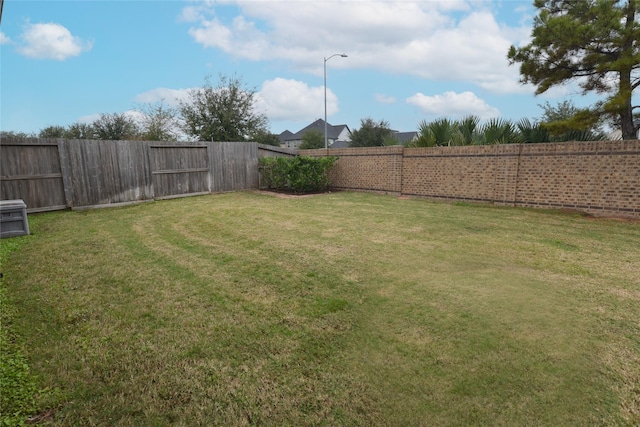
[1,137,271,212]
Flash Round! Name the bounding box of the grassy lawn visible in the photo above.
[1,191,639,426]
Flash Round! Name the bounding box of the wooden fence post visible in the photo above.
[57,139,75,208]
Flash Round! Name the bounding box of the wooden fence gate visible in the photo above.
[149,145,210,198]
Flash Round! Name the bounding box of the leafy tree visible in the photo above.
[539,100,584,124]
[0,131,36,139]
[508,0,640,140]
[349,118,394,147]
[384,134,401,146]
[65,122,96,140]
[136,100,179,141]
[250,129,281,146]
[38,125,67,138]
[299,130,324,149]
[538,100,605,140]
[180,74,268,142]
[92,113,139,140]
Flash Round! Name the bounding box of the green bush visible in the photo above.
[259,156,338,193]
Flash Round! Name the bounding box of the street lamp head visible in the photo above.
[325,53,348,62]
[324,52,348,149]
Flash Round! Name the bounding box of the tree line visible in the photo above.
[297,100,614,149]
[2,75,281,146]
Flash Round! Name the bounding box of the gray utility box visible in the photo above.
[0,200,30,238]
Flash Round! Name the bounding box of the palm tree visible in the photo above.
[478,118,522,145]
[517,118,550,143]
[412,120,436,147]
[429,118,458,146]
[455,115,481,145]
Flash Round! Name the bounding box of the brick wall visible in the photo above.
[301,140,640,219]
[300,146,404,194]
[515,140,639,216]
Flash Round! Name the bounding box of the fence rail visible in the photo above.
[1,138,269,212]
[3,137,638,218]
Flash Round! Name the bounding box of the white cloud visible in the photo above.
[375,94,396,104]
[134,78,333,124]
[77,113,101,125]
[182,1,533,94]
[188,15,269,61]
[0,32,11,45]
[406,91,500,119]
[18,22,92,60]
[256,78,334,122]
[134,88,191,107]
[179,6,205,23]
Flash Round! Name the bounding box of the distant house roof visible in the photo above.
[277,130,294,145]
[333,131,417,148]
[279,119,350,142]
[393,131,418,145]
[279,120,417,147]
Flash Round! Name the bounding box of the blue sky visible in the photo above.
[1,0,604,137]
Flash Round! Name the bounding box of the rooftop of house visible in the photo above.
[393,131,418,145]
[278,120,419,147]
[278,119,350,144]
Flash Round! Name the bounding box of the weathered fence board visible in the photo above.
[257,144,297,158]
[150,145,209,198]
[65,139,154,208]
[1,138,262,212]
[210,142,259,193]
[0,139,67,211]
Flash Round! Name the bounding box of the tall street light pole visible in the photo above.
[324,53,348,149]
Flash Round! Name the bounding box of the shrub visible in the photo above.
[259,156,338,193]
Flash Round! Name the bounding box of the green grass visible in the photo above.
[0,230,43,426]
[1,191,639,426]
